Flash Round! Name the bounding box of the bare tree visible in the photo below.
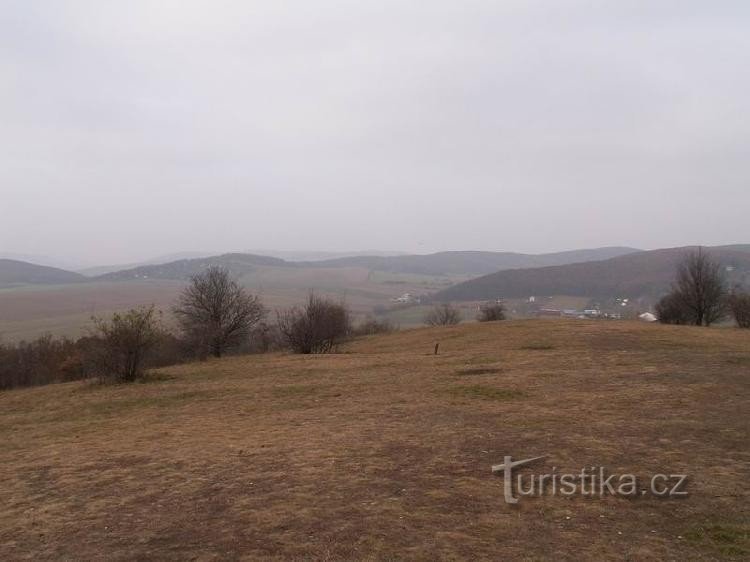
[425,303,461,326]
[277,292,351,354]
[174,267,266,358]
[728,291,750,328]
[477,302,506,322]
[92,306,163,382]
[671,248,727,326]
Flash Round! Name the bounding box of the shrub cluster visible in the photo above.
[352,316,397,336]
[277,293,351,354]
[477,302,506,322]
[88,307,165,383]
[424,303,461,326]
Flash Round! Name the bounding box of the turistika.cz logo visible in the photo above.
[492,456,688,504]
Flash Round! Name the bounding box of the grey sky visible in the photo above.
[1,1,749,266]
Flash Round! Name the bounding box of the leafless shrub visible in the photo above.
[277,293,351,354]
[352,316,397,336]
[728,291,750,328]
[655,292,692,325]
[173,267,266,358]
[425,303,461,326]
[91,306,164,383]
[477,302,506,322]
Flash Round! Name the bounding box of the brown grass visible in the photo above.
[0,267,460,342]
[1,320,748,560]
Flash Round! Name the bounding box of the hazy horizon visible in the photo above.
[9,241,750,272]
[2,1,749,266]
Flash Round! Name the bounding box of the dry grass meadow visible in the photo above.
[0,266,460,342]
[1,320,748,560]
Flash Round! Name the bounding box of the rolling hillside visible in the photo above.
[0,259,86,288]
[302,247,640,275]
[78,252,218,277]
[1,320,748,559]
[97,247,641,281]
[433,245,750,302]
[97,253,289,281]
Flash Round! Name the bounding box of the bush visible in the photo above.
[477,302,506,322]
[728,292,750,328]
[352,316,397,336]
[91,306,164,383]
[277,293,351,354]
[425,303,461,326]
[655,293,692,325]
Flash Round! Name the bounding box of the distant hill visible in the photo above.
[0,253,86,271]
[0,259,86,287]
[97,253,289,281]
[432,245,750,302]
[243,249,408,261]
[300,247,641,276]
[79,251,219,277]
[715,244,750,254]
[81,250,408,276]
[97,247,641,281]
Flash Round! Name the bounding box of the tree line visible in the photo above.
[1,267,367,390]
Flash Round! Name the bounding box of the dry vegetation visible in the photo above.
[1,320,749,560]
[0,267,459,342]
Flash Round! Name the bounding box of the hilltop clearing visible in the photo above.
[1,320,748,559]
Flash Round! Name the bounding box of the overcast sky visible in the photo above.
[1,1,749,266]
